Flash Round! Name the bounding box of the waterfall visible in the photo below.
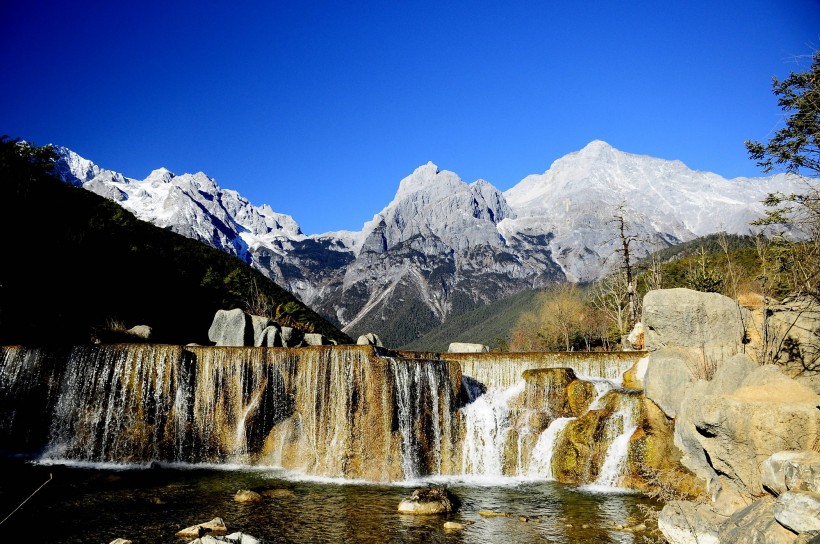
[460,380,524,476]
[592,392,640,488]
[528,417,575,479]
[0,344,649,487]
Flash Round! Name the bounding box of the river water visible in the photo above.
[0,458,660,544]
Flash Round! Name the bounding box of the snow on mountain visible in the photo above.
[54,147,303,260]
[502,140,805,280]
[52,141,808,346]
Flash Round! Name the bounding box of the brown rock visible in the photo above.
[175,517,228,539]
[234,489,263,503]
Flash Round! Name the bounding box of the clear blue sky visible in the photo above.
[2,1,818,234]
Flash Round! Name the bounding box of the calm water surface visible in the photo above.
[0,458,660,543]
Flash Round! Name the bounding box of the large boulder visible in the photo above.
[208,309,250,346]
[643,288,749,357]
[448,342,489,353]
[762,450,820,496]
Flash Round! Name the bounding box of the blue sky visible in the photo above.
[2,1,818,234]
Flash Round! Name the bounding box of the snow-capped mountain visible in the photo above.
[53,141,805,346]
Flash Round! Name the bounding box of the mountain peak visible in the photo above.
[576,139,616,158]
[146,167,175,185]
[394,161,456,199]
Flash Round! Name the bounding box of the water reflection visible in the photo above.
[0,460,657,543]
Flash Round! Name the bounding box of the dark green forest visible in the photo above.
[0,137,350,346]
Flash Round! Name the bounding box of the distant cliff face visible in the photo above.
[53,142,806,346]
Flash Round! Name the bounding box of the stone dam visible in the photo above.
[0,344,690,491]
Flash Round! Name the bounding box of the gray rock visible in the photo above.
[643,288,749,359]
[763,451,820,496]
[657,500,722,544]
[208,309,250,346]
[448,342,489,353]
[773,490,820,533]
[258,326,283,347]
[125,325,152,339]
[279,327,302,347]
[303,333,329,346]
[249,315,274,347]
[356,333,383,347]
[718,496,797,544]
[693,366,819,495]
[644,347,696,418]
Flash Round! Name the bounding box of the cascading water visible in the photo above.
[528,417,575,479]
[592,392,641,489]
[0,345,648,488]
[460,380,525,476]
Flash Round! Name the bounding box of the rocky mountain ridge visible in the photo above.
[54,141,806,346]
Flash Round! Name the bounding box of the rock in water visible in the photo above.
[443,521,465,530]
[397,486,457,515]
[234,489,263,503]
[109,539,132,544]
[175,517,229,539]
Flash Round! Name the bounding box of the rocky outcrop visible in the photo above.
[643,288,749,358]
[643,289,820,544]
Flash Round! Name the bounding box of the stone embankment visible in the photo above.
[639,288,819,544]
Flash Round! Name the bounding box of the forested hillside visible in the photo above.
[0,137,350,345]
